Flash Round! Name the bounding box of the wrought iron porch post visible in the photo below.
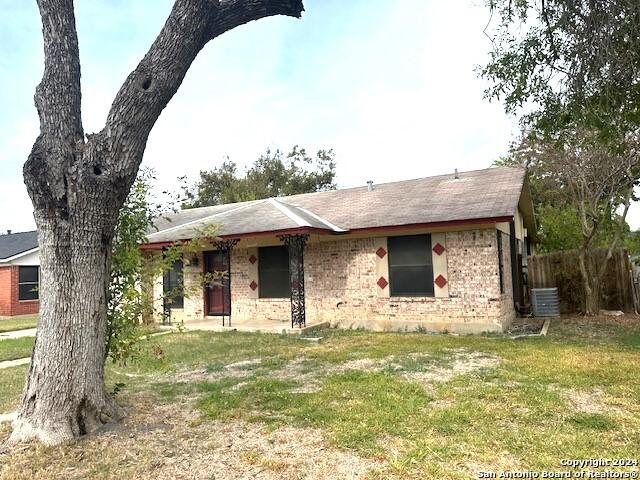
[213,239,239,327]
[278,234,309,328]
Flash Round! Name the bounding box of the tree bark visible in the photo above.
[579,249,601,316]
[11,0,304,446]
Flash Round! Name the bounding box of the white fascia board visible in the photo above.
[0,247,40,264]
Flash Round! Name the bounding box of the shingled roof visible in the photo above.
[146,166,534,244]
[0,230,38,261]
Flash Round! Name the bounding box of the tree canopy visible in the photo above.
[181,146,336,208]
[481,0,640,142]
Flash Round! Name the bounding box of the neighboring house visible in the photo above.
[0,230,40,317]
[142,166,536,334]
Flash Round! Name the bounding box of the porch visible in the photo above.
[164,317,329,335]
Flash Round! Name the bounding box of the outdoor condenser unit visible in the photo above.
[531,287,560,317]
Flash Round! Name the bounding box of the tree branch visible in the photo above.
[104,0,304,183]
[35,0,83,143]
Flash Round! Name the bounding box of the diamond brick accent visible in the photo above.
[432,243,445,256]
[376,276,388,289]
[249,254,257,264]
[434,275,447,289]
[249,280,258,291]
[375,247,387,258]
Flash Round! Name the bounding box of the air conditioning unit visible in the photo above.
[531,288,560,317]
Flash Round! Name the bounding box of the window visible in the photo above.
[163,259,184,308]
[18,266,39,301]
[497,230,505,294]
[388,235,433,297]
[259,246,290,298]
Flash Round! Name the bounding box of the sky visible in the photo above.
[1,0,637,233]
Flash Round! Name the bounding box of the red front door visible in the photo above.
[204,251,230,316]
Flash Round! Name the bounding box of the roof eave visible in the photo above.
[0,247,40,264]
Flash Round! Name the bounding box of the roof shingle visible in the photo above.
[0,231,38,260]
[147,167,529,243]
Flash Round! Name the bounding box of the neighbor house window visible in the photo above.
[163,259,184,308]
[388,235,434,297]
[18,266,39,301]
[497,230,505,294]
[259,246,290,298]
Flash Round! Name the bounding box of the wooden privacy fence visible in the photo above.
[527,248,638,313]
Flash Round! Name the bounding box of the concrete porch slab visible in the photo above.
[163,319,330,335]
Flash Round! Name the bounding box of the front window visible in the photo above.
[388,235,434,297]
[259,246,290,298]
[163,259,184,308]
[18,266,39,301]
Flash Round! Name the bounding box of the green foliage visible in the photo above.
[181,146,336,208]
[106,168,160,364]
[106,171,224,365]
[494,144,635,255]
[480,0,640,143]
[535,204,581,252]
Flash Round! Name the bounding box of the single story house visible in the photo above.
[142,166,536,334]
[0,230,40,317]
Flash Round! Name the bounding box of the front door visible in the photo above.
[204,250,231,316]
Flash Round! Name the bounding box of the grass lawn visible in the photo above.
[0,316,37,333]
[0,337,34,363]
[0,315,639,479]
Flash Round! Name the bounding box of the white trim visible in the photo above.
[147,202,259,239]
[294,205,347,232]
[268,198,311,227]
[0,247,40,264]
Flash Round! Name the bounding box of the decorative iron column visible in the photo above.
[278,234,309,328]
[213,239,239,326]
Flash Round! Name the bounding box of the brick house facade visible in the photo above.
[0,231,40,318]
[144,167,535,333]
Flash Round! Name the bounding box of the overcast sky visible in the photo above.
[2,0,637,233]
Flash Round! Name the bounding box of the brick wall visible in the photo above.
[302,229,514,333]
[0,265,39,317]
[0,266,12,316]
[225,228,515,333]
[229,248,292,326]
[147,228,516,332]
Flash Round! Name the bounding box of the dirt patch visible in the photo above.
[272,349,500,393]
[0,394,383,480]
[562,387,618,414]
[388,349,500,388]
[172,358,263,383]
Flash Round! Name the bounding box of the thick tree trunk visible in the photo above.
[10,148,124,445]
[10,0,303,446]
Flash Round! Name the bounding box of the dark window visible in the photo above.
[259,246,290,298]
[18,266,39,301]
[388,235,433,297]
[163,259,184,308]
[497,230,505,294]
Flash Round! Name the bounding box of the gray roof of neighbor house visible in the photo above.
[146,167,535,244]
[0,230,38,260]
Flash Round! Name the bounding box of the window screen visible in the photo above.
[163,259,184,308]
[388,235,434,297]
[259,246,290,298]
[18,266,39,301]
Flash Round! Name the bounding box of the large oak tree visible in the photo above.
[11,0,304,446]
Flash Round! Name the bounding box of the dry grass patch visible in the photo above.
[0,393,383,480]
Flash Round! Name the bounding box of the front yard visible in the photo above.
[0,316,37,334]
[0,315,639,479]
